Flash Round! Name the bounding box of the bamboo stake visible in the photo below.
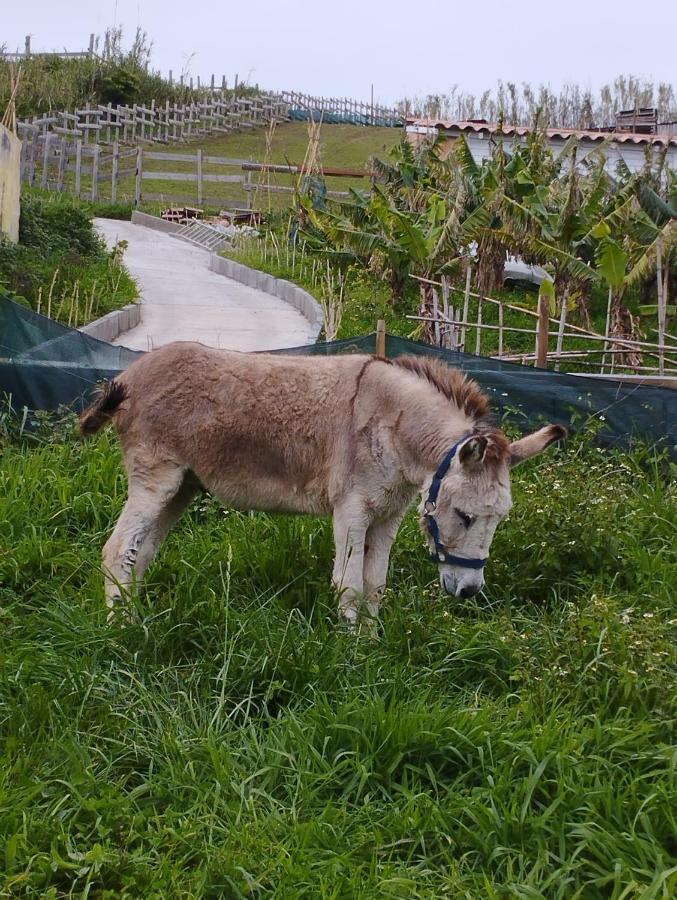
[375,320,386,359]
[601,286,613,373]
[432,289,441,345]
[554,292,568,372]
[461,266,471,351]
[475,295,483,356]
[657,237,665,376]
[405,315,675,366]
[498,302,504,358]
[46,268,59,320]
[535,292,549,368]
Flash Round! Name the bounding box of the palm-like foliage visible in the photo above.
[298,127,675,362]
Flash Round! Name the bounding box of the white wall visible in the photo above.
[0,124,21,242]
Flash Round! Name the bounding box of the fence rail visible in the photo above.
[408,273,677,380]
[19,134,368,208]
[17,94,290,149]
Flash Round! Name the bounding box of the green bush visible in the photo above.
[18,195,105,257]
[0,193,137,325]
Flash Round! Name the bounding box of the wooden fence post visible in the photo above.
[375,319,386,358]
[196,148,203,205]
[74,140,82,196]
[135,146,143,207]
[111,138,119,202]
[41,134,52,190]
[535,291,549,368]
[90,145,100,201]
[56,138,67,192]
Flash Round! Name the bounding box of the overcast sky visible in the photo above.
[3,1,676,105]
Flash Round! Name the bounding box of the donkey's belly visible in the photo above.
[201,472,332,517]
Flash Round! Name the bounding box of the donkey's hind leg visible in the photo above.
[103,460,195,616]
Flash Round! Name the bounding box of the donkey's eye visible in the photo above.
[454,508,474,528]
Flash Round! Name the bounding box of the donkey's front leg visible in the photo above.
[332,498,369,626]
[363,512,405,621]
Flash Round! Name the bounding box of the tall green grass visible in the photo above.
[0,416,675,897]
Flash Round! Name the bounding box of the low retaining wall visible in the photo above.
[130,210,181,234]
[210,255,324,342]
[80,303,141,343]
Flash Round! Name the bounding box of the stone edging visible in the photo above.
[209,255,324,342]
[131,211,324,339]
[80,303,141,343]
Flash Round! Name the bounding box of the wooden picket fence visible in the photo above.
[17,94,290,149]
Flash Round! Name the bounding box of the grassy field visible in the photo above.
[1,411,675,897]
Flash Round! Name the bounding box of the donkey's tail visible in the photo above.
[79,380,127,436]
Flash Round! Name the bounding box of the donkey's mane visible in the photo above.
[393,355,490,420]
[392,355,509,464]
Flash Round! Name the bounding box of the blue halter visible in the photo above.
[424,433,489,570]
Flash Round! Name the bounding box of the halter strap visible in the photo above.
[424,433,489,570]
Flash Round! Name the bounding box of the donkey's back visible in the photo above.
[81,342,372,513]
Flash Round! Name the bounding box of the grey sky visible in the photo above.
[4,0,676,105]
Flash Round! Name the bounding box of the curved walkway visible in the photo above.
[95,218,315,352]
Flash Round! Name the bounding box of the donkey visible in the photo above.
[80,343,566,623]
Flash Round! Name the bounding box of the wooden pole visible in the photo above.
[601,286,613,372]
[554,291,568,372]
[90,145,99,201]
[498,302,504,358]
[657,237,665,376]
[135,146,143,207]
[432,288,441,345]
[111,138,119,203]
[375,319,386,359]
[461,265,471,351]
[74,140,82,196]
[196,148,203,205]
[41,134,51,190]
[475,295,483,355]
[441,276,452,349]
[535,291,549,368]
[56,138,67,192]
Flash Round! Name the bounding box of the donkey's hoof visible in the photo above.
[105,596,136,625]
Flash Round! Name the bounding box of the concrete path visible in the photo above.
[95,218,314,352]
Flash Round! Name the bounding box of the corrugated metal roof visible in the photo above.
[405,118,677,147]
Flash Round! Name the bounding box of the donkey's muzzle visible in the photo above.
[441,570,484,598]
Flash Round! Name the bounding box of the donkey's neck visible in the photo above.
[393,382,477,488]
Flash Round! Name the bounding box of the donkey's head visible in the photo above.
[419,424,567,599]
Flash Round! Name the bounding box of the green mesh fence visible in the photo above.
[1,294,675,456]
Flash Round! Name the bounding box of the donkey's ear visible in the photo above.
[459,434,488,467]
[509,424,567,467]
